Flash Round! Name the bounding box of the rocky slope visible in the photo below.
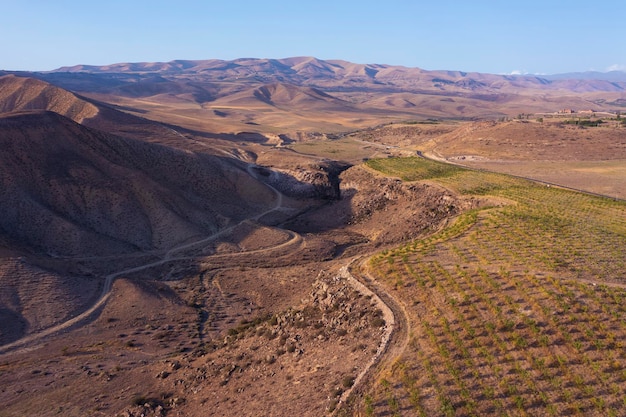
[0,111,276,257]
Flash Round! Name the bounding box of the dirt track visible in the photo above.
[332,257,410,415]
[332,257,411,414]
[0,161,287,355]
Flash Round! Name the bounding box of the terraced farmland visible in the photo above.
[356,157,626,416]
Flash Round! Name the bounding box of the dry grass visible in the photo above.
[354,119,626,200]
[465,159,626,200]
[288,138,378,162]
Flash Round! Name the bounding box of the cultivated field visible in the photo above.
[352,157,626,416]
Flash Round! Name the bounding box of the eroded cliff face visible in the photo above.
[281,164,479,249]
[337,165,470,243]
[252,161,347,200]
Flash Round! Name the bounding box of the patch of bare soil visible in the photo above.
[0,278,198,416]
[349,122,459,149]
[168,221,295,258]
[429,119,626,162]
[0,268,386,417]
[156,272,386,417]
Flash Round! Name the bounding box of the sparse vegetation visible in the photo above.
[563,118,604,127]
[363,156,626,416]
[342,375,356,388]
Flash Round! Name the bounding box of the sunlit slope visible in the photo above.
[360,156,626,416]
[0,75,98,122]
[23,57,626,134]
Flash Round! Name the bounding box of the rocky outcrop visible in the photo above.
[254,161,348,200]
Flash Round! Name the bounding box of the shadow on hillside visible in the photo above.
[158,121,275,145]
[0,111,361,348]
[0,309,27,346]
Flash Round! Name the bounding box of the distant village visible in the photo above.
[542,108,622,119]
[510,108,625,127]
[558,109,596,114]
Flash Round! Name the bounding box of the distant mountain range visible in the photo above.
[1,57,625,134]
[47,57,626,86]
[2,57,621,98]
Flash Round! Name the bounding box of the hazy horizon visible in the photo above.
[2,0,625,74]
[34,56,626,78]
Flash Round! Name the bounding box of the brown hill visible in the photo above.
[0,110,276,257]
[193,82,372,133]
[252,83,347,107]
[0,74,210,148]
[0,75,98,122]
[213,82,353,112]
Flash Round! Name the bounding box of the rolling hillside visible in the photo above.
[9,57,619,135]
[0,110,276,257]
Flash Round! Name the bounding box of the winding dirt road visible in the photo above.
[0,163,287,355]
[332,257,411,414]
[0,159,410,417]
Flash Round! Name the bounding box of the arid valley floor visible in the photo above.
[0,58,625,416]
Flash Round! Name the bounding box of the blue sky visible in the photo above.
[2,0,625,74]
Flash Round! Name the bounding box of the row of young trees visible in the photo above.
[359,157,626,416]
